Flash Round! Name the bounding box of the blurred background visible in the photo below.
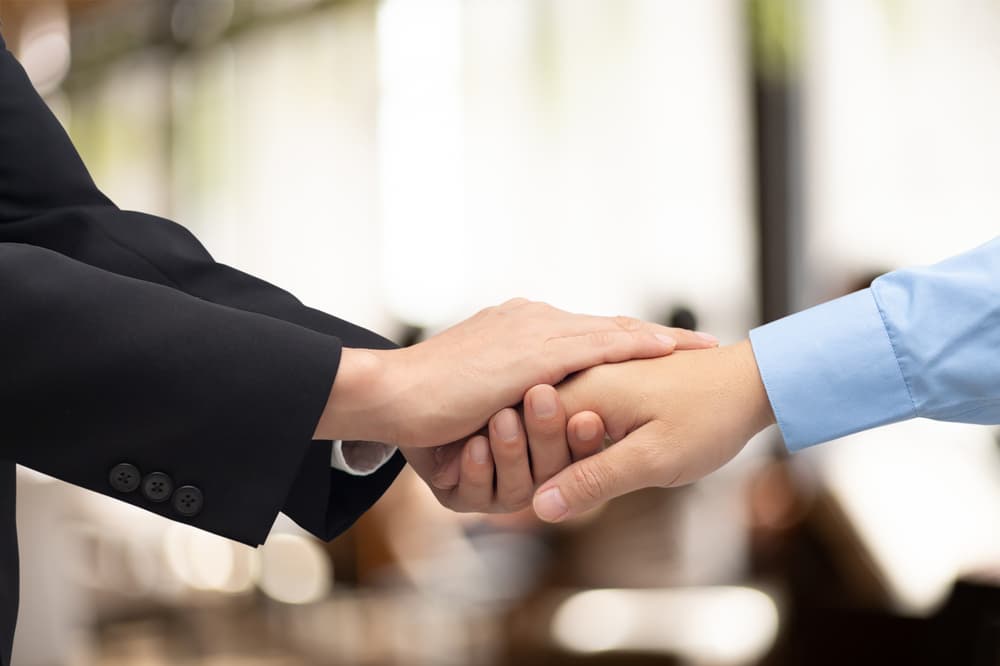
[2,0,1000,664]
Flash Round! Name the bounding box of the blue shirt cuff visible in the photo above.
[749,289,917,451]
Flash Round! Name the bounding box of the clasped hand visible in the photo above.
[314,299,778,521]
[425,341,778,522]
[312,298,719,514]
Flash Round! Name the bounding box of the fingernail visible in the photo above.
[470,437,489,464]
[655,334,677,347]
[576,419,599,442]
[531,389,557,419]
[534,487,569,522]
[495,410,520,442]
[695,331,719,344]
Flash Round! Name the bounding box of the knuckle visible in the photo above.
[468,497,492,513]
[586,330,619,348]
[639,430,682,488]
[461,462,491,488]
[532,421,566,446]
[571,463,610,502]
[500,488,533,512]
[493,434,524,457]
[613,315,643,331]
[532,418,563,438]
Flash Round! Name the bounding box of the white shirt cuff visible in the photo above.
[330,440,398,476]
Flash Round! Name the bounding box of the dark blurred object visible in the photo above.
[745,459,1000,666]
[398,324,425,348]
[847,270,892,296]
[769,580,1000,666]
[664,305,698,332]
[748,0,804,324]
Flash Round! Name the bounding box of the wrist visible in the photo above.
[732,339,777,434]
[313,348,399,443]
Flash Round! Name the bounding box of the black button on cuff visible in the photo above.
[172,485,204,517]
[109,463,141,493]
[141,472,174,503]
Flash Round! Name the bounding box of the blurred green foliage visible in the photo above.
[748,0,801,82]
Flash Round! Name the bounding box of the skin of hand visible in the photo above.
[313,298,716,448]
[403,385,608,512]
[530,339,777,523]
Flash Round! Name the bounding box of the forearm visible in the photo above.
[730,340,778,436]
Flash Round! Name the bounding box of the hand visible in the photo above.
[531,340,776,523]
[403,385,607,513]
[314,298,716,447]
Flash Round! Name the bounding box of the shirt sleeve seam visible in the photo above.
[871,284,920,418]
[926,399,1000,422]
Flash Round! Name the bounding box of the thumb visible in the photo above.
[532,422,666,522]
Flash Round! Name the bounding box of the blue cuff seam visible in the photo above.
[871,286,919,418]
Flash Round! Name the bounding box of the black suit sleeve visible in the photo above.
[0,242,346,545]
[0,34,404,543]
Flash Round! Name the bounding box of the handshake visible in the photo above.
[313,298,776,523]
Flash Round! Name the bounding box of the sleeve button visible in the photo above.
[171,485,204,517]
[141,472,174,503]
[109,463,141,493]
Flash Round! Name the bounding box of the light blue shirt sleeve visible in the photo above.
[749,236,1000,451]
